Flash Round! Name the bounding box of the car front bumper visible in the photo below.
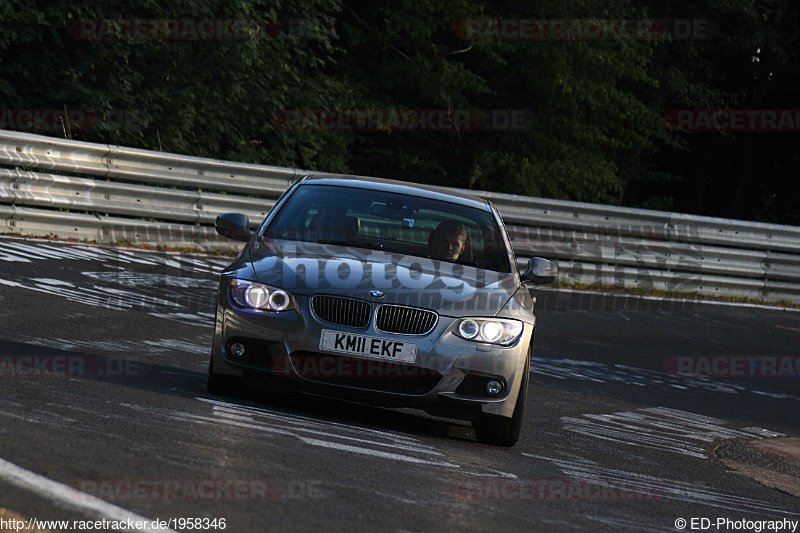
[209,285,533,420]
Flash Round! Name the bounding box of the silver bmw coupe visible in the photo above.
[208,175,557,446]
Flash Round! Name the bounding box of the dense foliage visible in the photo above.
[1,0,797,223]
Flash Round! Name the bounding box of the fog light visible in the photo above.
[229,342,245,357]
[486,380,503,396]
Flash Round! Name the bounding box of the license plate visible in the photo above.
[319,330,417,363]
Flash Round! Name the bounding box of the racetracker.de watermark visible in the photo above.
[455,478,664,501]
[67,18,328,40]
[0,355,149,378]
[454,18,716,40]
[70,479,323,501]
[271,109,533,131]
[664,355,799,378]
[666,109,800,131]
[269,352,505,378]
[0,108,141,132]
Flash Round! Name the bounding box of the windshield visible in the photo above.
[263,184,512,273]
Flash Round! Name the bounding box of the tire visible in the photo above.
[206,356,243,397]
[474,346,530,447]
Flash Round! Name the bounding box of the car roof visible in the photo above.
[298,174,491,212]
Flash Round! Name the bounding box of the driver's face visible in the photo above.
[433,233,465,260]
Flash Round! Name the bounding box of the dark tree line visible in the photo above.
[1,0,797,224]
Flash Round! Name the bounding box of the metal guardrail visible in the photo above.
[0,168,275,225]
[1,129,799,304]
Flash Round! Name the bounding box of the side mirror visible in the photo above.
[520,257,558,285]
[215,213,252,242]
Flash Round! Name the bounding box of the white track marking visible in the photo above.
[296,437,455,465]
[2,262,217,327]
[14,335,208,357]
[0,238,231,274]
[0,250,31,262]
[121,398,470,469]
[82,271,217,289]
[0,456,177,532]
[531,356,800,400]
[0,242,54,260]
[184,399,460,467]
[561,407,784,458]
[525,454,800,516]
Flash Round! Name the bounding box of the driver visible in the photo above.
[428,221,469,261]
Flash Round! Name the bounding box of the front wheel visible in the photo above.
[474,346,530,447]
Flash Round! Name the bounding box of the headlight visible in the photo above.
[229,279,294,312]
[454,318,523,346]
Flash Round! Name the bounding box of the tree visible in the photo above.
[0,0,353,172]
[629,0,799,223]
[331,0,670,205]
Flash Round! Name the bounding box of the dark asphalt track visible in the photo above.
[0,236,797,532]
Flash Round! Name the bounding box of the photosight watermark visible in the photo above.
[77,222,710,313]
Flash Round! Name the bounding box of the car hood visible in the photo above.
[248,240,518,317]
